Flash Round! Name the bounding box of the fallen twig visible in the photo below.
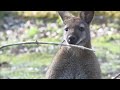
[0,40,95,52]
[112,73,120,79]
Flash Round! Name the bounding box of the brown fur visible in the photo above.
[46,11,101,79]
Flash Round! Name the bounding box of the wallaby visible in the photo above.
[46,11,101,79]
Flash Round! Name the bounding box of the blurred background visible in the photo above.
[0,11,120,79]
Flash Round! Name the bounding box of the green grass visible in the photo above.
[0,53,53,79]
[27,26,39,38]
[92,34,120,54]
[40,37,61,42]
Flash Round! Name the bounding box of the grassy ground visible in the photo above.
[0,36,120,79]
[0,53,53,79]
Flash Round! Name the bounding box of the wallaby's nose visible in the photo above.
[68,35,77,44]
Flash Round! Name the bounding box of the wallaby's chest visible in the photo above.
[46,47,101,79]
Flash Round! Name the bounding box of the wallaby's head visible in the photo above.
[58,11,94,47]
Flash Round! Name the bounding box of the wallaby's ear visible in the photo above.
[80,11,94,24]
[58,11,74,22]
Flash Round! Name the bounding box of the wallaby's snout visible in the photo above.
[67,35,77,44]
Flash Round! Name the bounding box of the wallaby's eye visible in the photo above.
[65,27,69,31]
[79,27,84,31]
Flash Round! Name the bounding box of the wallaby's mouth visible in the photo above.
[66,37,85,46]
[67,40,85,46]
[76,38,85,45]
[68,40,77,45]
[65,37,87,47]
[76,40,85,46]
